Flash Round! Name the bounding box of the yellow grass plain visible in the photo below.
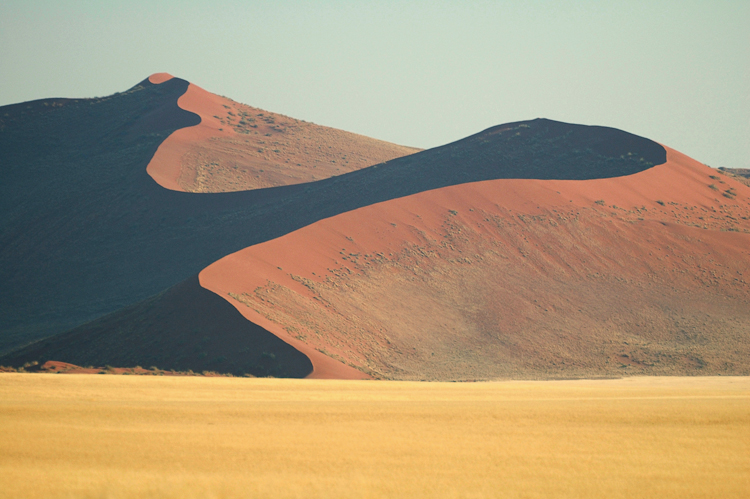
[1,374,748,499]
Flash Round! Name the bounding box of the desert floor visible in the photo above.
[1,374,748,498]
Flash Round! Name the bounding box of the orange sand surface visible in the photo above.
[0,374,748,499]
[146,74,419,192]
[200,147,750,379]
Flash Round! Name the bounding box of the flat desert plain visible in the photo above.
[1,375,748,498]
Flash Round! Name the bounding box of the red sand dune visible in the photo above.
[200,147,750,379]
[146,74,419,192]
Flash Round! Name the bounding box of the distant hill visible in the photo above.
[719,167,750,188]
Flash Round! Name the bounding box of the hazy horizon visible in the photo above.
[1,0,748,169]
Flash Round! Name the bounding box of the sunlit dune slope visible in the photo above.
[146,73,420,192]
[200,147,750,380]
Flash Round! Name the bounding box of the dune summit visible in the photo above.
[1,73,748,380]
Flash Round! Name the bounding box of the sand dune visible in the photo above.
[200,146,750,379]
[3,72,746,379]
[0,106,667,363]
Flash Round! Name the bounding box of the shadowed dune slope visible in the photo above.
[0,76,199,351]
[0,75,665,356]
[146,74,420,192]
[200,147,750,380]
[0,276,313,378]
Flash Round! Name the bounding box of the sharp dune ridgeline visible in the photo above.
[1,74,748,379]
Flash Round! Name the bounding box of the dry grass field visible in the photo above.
[1,375,748,498]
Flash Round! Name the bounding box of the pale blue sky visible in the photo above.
[2,1,748,168]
